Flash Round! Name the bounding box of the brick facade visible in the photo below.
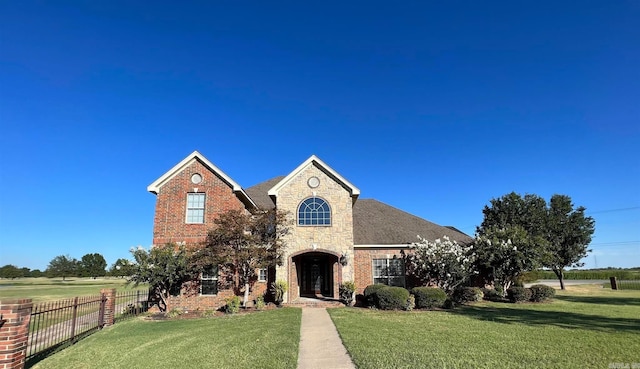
[151,158,247,246]
[149,152,452,311]
[353,247,413,294]
[0,299,33,369]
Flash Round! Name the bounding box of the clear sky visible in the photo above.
[1,1,638,271]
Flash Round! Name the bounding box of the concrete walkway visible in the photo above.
[297,308,356,369]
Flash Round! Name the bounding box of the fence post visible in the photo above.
[609,277,618,290]
[100,289,116,326]
[0,299,33,369]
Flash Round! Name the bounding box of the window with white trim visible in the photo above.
[186,193,205,224]
[372,258,405,287]
[258,268,267,282]
[201,266,218,295]
[298,197,331,226]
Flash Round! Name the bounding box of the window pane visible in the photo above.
[298,197,331,226]
[201,280,218,295]
[374,278,388,286]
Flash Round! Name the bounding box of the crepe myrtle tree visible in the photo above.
[474,225,544,293]
[128,244,193,312]
[404,235,476,293]
[191,209,291,307]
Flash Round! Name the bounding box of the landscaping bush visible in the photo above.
[363,284,387,307]
[376,286,410,310]
[481,288,504,302]
[529,284,556,302]
[452,287,484,303]
[255,295,265,310]
[507,287,532,303]
[411,287,447,309]
[224,295,241,314]
[339,281,356,306]
[406,294,415,311]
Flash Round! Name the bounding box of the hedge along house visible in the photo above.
[148,151,472,310]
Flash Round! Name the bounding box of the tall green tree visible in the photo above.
[46,255,79,280]
[0,264,23,279]
[191,209,290,307]
[80,253,107,278]
[128,244,192,312]
[109,258,135,277]
[544,195,595,290]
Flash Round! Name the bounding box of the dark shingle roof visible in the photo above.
[245,180,472,245]
[245,176,283,210]
[353,199,472,245]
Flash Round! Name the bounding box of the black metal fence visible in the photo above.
[26,289,149,367]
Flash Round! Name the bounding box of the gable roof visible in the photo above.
[353,199,473,245]
[267,155,360,202]
[147,151,257,208]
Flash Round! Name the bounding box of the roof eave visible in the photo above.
[268,155,360,199]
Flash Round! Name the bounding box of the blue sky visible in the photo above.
[1,1,638,271]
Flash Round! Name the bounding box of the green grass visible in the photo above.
[0,278,147,302]
[329,285,640,369]
[30,308,302,369]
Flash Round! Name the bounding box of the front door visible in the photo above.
[300,254,333,297]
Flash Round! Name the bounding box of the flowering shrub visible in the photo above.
[405,235,476,293]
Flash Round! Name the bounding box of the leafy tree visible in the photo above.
[30,269,44,278]
[80,253,107,278]
[543,195,595,290]
[128,244,192,312]
[0,264,23,279]
[109,258,135,277]
[479,192,548,238]
[191,209,290,307]
[404,235,475,293]
[46,255,79,280]
[474,225,543,293]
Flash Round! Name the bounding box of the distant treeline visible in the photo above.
[526,268,640,281]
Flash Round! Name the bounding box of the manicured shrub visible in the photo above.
[452,287,484,303]
[529,284,556,302]
[507,287,532,303]
[376,286,410,310]
[363,284,387,307]
[411,287,447,309]
[481,288,504,302]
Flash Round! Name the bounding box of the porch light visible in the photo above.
[339,254,348,266]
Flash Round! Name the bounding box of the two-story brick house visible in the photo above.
[148,151,471,310]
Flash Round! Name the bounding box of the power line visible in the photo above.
[589,206,640,214]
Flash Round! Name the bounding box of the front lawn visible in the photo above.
[31,308,301,369]
[0,277,147,302]
[329,285,640,369]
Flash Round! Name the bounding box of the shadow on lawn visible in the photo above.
[450,305,640,333]
[554,295,640,306]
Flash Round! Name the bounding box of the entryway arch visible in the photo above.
[290,249,341,301]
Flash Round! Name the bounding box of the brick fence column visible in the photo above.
[100,289,116,327]
[0,299,33,369]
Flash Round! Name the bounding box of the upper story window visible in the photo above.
[298,197,331,226]
[186,193,205,224]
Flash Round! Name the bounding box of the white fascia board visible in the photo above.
[147,151,257,208]
[267,155,360,198]
[354,244,412,249]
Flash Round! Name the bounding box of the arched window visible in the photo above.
[298,197,331,226]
